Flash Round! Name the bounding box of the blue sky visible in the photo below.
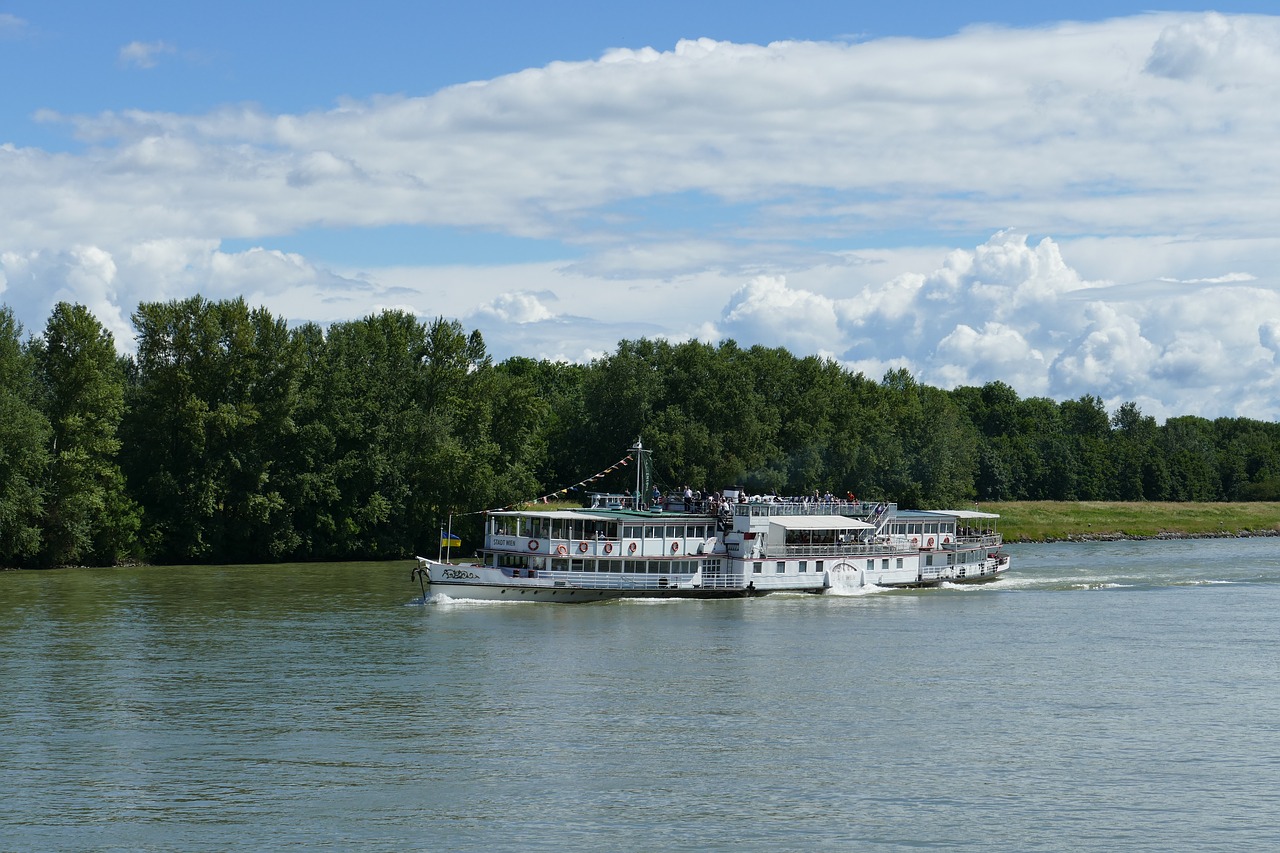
[3,2,1280,419]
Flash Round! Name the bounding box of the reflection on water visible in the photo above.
[3,538,1280,851]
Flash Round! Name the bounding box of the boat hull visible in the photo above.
[417,557,622,603]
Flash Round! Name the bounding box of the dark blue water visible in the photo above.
[3,539,1279,851]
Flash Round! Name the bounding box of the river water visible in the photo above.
[3,538,1279,851]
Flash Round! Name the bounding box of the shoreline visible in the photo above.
[1010,528,1280,544]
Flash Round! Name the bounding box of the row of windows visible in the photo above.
[924,553,973,566]
[752,560,828,574]
[620,524,714,540]
[888,522,955,535]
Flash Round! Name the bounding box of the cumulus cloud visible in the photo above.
[707,231,1280,420]
[118,40,177,69]
[719,275,843,353]
[1144,12,1280,83]
[473,291,557,324]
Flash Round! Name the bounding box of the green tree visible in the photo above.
[0,307,49,564]
[31,303,139,565]
[121,296,301,562]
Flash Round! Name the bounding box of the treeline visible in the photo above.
[2,298,1278,567]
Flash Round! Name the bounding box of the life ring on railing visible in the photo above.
[910,536,919,547]
[604,542,614,555]
[926,536,935,548]
[578,541,589,553]
[628,542,637,554]
[943,535,952,545]
[670,542,680,554]
[556,544,568,556]
[528,540,539,551]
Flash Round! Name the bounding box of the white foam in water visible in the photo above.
[620,597,689,605]
[938,580,1004,591]
[424,592,525,607]
[824,572,889,597]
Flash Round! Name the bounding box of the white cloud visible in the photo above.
[1144,12,1280,83]
[118,40,177,70]
[0,13,27,36]
[718,275,843,352]
[4,13,1280,419]
[473,291,557,324]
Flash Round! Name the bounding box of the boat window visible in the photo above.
[867,559,874,571]
[799,561,807,573]
[925,555,933,566]
[648,562,661,574]
[645,525,660,538]
[896,558,903,569]
[666,525,680,537]
[570,559,584,571]
[881,559,889,570]
[552,559,568,571]
[776,561,785,573]
[753,561,763,574]
[816,561,824,572]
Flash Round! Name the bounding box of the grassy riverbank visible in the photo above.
[983,501,1280,542]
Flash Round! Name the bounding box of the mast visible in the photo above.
[630,436,653,507]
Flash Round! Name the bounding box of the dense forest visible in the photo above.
[2,297,1279,567]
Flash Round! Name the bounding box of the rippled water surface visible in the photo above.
[4,539,1280,851]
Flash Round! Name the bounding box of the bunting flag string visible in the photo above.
[455,454,635,516]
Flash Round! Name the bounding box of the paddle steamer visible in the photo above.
[414,441,1009,601]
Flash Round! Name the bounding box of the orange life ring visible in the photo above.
[528,540,539,551]
[556,544,568,556]
[671,542,680,554]
[578,541,588,553]
[628,542,637,554]
[926,537,935,548]
[604,543,614,554]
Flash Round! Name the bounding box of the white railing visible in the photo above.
[733,501,884,519]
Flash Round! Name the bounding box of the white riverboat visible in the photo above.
[415,442,1010,602]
